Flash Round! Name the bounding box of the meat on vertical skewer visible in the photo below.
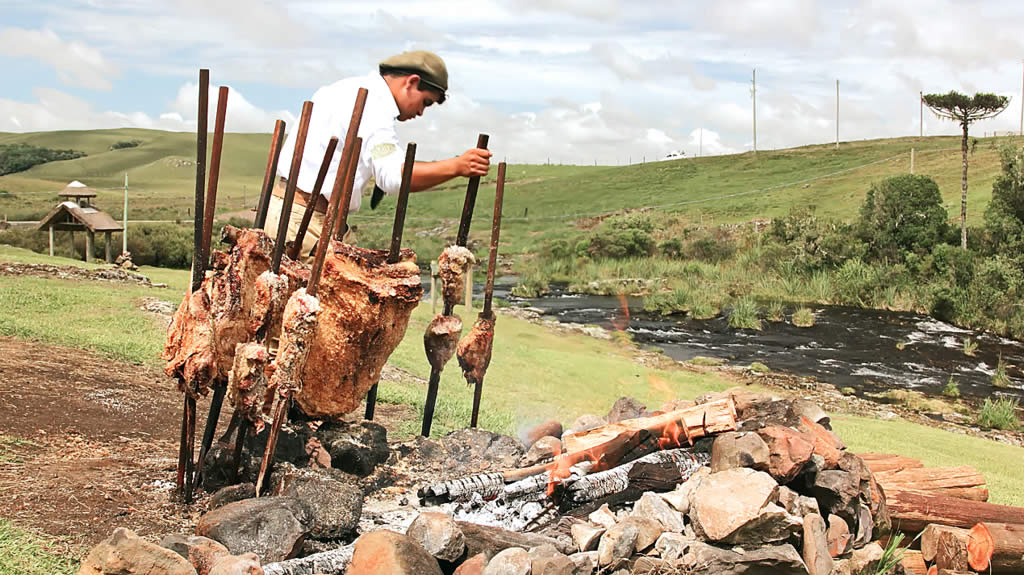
[424,314,463,371]
[456,312,495,386]
[437,245,476,309]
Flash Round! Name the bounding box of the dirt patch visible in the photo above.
[0,336,426,558]
[0,262,157,286]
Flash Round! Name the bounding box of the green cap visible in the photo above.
[379,50,448,101]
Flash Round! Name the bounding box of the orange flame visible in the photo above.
[657,418,689,450]
[545,446,596,497]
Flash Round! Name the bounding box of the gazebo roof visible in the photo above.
[58,180,97,198]
[37,200,123,233]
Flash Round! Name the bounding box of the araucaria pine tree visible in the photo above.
[922,91,1009,248]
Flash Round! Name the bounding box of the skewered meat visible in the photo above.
[249,270,289,339]
[266,289,320,405]
[162,289,216,395]
[228,343,269,430]
[424,314,463,371]
[438,245,475,308]
[456,311,495,385]
[296,242,423,418]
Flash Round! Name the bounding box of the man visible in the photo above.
[264,50,492,259]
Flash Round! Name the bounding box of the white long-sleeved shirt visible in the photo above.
[276,72,404,213]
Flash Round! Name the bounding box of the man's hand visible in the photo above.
[455,148,492,177]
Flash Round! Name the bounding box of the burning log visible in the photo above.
[419,472,506,503]
[885,490,1024,534]
[558,448,709,507]
[458,521,574,557]
[967,522,1024,573]
[261,543,355,575]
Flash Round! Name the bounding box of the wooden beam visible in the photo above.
[105,231,112,263]
[886,490,1024,534]
[85,231,93,262]
[48,225,54,257]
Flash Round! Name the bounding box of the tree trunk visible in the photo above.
[960,121,969,249]
[874,466,987,501]
[967,522,1024,573]
[934,528,970,571]
[899,550,928,575]
[921,524,969,562]
[886,490,1024,534]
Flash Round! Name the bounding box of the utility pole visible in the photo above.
[122,172,128,254]
[911,148,915,174]
[1020,59,1023,137]
[752,69,757,153]
[835,79,840,149]
[699,127,703,157]
[920,91,923,138]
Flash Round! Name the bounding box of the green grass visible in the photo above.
[792,307,816,327]
[976,398,1021,431]
[728,296,762,330]
[0,519,75,575]
[942,376,961,399]
[992,355,1011,388]
[833,414,1024,506]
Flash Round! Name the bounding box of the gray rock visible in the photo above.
[522,420,563,448]
[711,431,770,472]
[570,523,604,552]
[588,504,617,529]
[208,552,262,575]
[854,504,873,548]
[849,542,884,573]
[567,551,596,575]
[79,528,196,575]
[277,472,362,540]
[196,496,315,563]
[209,483,256,510]
[566,414,606,435]
[441,428,525,472]
[532,553,574,575]
[605,397,646,423]
[632,492,684,533]
[654,532,693,562]
[722,503,803,546]
[407,511,466,562]
[686,541,807,575]
[802,513,833,575]
[521,436,562,467]
[596,520,638,566]
[317,421,389,477]
[811,469,860,523]
[776,485,819,517]
[483,547,532,575]
[622,517,663,552]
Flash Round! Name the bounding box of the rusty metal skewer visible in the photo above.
[255,120,286,229]
[191,86,231,496]
[422,134,489,436]
[334,138,362,243]
[471,161,506,427]
[271,101,314,274]
[177,68,209,501]
[256,90,367,493]
[365,142,416,421]
[289,136,338,261]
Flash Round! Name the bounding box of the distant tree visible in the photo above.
[922,91,1009,249]
[858,174,950,261]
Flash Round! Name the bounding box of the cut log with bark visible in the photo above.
[921,524,969,563]
[899,549,928,575]
[967,522,1024,573]
[261,543,354,575]
[858,452,924,474]
[934,528,970,572]
[885,490,1024,534]
[295,243,422,418]
[875,466,987,501]
[559,449,709,507]
[457,521,574,558]
[561,398,737,454]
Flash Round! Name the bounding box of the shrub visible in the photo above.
[0,143,86,175]
[689,356,725,366]
[749,362,770,374]
[728,296,762,330]
[684,235,735,263]
[858,174,950,261]
[976,397,1020,430]
[963,337,978,357]
[643,286,690,316]
[766,301,785,322]
[984,146,1024,266]
[792,307,816,327]
[689,294,720,319]
[109,140,141,150]
[992,355,1011,388]
[658,238,684,259]
[942,376,961,398]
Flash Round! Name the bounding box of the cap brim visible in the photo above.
[419,79,446,103]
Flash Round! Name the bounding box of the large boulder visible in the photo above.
[710,431,770,473]
[756,425,814,483]
[196,496,315,563]
[348,530,442,575]
[406,512,466,562]
[521,436,562,467]
[631,492,684,533]
[802,513,833,575]
[606,397,646,423]
[522,419,563,448]
[79,528,197,575]
[482,547,532,575]
[276,471,362,540]
[682,541,807,575]
[566,414,606,435]
[688,467,778,543]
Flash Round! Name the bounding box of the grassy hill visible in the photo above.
[2,128,1022,256]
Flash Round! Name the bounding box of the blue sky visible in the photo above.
[3,0,1024,164]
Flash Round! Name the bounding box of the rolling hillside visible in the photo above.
[2,128,1020,255]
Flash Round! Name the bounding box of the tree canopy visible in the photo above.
[922,91,1009,125]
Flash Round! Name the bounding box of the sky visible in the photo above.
[2,0,1024,165]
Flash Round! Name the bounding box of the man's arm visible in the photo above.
[409,148,492,192]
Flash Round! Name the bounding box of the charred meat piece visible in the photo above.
[266,289,320,405]
[162,289,216,395]
[437,245,475,308]
[249,270,289,338]
[228,342,269,430]
[456,312,495,385]
[424,314,463,371]
[296,242,423,418]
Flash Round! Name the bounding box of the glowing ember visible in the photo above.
[658,418,689,450]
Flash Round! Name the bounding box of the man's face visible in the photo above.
[396,75,441,121]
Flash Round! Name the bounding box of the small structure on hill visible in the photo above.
[37,181,123,263]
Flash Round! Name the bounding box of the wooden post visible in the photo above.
[85,231,93,262]
[48,225,54,257]
[69,230,74,258]
[911,148,915,174]
[464,263,473,311]
[105,232,112,263]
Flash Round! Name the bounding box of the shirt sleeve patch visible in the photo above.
[371,142,397,159]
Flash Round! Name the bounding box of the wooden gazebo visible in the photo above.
[37,181,123,263]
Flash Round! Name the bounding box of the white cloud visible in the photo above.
[688,128,738,157]
[0,27,117,90]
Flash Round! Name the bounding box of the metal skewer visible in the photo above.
[289,137,339,261]
[471,161,506,427]
[255,120,286,229]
